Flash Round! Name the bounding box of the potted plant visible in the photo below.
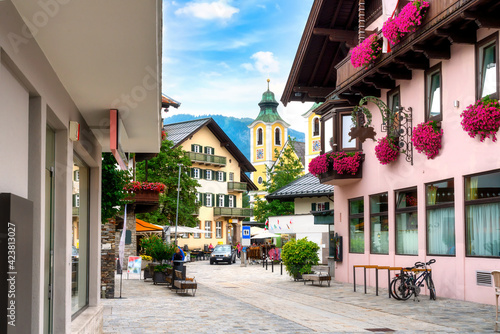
[350,34,382,68]
[460,97,500,142]
[411,120,443,159]
[281,238,320,281]
[140,254,153,280]
[123,181,166,201]
[375,136,399,165]
[382,0,430,46]
[309,152,362,177]
[139,234,176,284]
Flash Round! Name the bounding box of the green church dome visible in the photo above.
[253,79,288,125]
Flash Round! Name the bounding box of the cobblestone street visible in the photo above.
[102,259,498,333]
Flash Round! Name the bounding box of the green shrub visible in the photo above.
[153,263,172,272]
[139,234,176,264]
[281,237,320,278]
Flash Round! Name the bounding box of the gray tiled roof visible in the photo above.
[294,141,305,166]
[163,118,211,146]
[266,173,333,201]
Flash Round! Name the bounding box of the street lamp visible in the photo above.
[174,163,182,245]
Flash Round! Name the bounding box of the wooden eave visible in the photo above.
[281,0,359,106]
[326,0,499,105]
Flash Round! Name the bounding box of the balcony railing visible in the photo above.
[213,207,253,218]
[228,182,247,192]
[185,152,226,166]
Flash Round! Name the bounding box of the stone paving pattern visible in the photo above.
[102,259,498,333]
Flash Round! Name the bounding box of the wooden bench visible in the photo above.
[302,265,331,287]
[173,270,197,296]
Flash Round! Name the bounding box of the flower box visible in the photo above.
[460,97,500,142]
[317,153,365,186]
[351,34,381,68]
[382,0,430,47]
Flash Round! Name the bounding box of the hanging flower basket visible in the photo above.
[411,120,443,159]
[309,152,361,176]
[351,34,382,68]
[124,181,165,202]
[375,136,399,165]
[382,0,430,46]
[460,97,500,142]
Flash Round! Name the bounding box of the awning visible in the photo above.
[136,219,163,232]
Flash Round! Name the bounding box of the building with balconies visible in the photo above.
[283,0,500,305]
[164,118,257,249]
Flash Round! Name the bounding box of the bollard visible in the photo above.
[281,261,283,275]
[262,257,265,268]
[272,260,274,273]
[265,259,268,270]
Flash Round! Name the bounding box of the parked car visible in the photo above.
[209,244,236,265]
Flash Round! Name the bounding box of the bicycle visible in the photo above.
[390,259,436,301]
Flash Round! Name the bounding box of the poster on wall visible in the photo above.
[127,256,142,275]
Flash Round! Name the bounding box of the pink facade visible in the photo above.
[330,28,500,305]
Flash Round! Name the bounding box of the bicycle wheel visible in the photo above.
[391,276,412,300]
[426,276,436,300]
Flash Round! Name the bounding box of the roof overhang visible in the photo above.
[281,0,358,106]
[11,0,162,153]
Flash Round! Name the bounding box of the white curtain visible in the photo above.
[467,202,500,256]
[396,212,418,255]
[427,207,455,255]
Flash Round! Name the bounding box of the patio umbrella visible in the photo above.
[250,226,264,236]
[251,231,280,239]
[165,226,214,234]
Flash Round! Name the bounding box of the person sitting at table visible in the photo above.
[208,243,214,251]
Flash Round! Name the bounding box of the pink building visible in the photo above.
[283,0,500,304]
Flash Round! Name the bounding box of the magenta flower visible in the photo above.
[382,0,430,46]
[351,34,382,68]
[375,136,399,165]
[309,152,361,176]
[460,98,500,142]
[411,121,443,159]
[124,181,166,192]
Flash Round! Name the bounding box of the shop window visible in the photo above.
[395,187,418,255]
[349,197,364,253]
[275,128,281,146]
[426,179,455,255]
[477,33,498,100]
[71,159,89,315]
[426,64,442,121]
[370,193,389,254]
[313,117,320,137]
[257,128,263,146]
[216,221,222,238]
[465,170,500,257]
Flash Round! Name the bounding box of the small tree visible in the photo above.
[101,153,130,223]
[281,237,320,278]
[136,139,200,226]
[140,234,176,271]
[253,137,304,223]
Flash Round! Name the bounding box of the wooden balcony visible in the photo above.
[228,182,248,192]
[213,207,253,218]
[185,152,226,167]
[333,0,492,99]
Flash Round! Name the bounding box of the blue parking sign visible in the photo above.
[242,226,251,239]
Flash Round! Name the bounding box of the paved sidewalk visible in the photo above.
[102,260,497,333]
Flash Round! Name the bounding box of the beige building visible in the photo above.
[164,118,257,249]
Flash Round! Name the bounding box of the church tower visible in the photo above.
[248,79,290,192]
[302,102,323,172]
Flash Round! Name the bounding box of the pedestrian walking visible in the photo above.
[237,242,243,258]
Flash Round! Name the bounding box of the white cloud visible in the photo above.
[257,4,266,9]
[218,62,230,69]
[241,63,254,71]
[250,51,280,74]
[201,71,222,78]
[175,0,239,20]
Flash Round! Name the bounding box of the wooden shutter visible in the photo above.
[191,144,195,152]
[311,203,317,211]
[203,193,207,206]
[232,195,236,207]
[223,172,226,181]
[325,202,330,210]
[212,194,215,207]
[224,195,229,207]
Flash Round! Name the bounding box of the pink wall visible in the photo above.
[332,28,500,305]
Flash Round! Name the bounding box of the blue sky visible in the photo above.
[162,0,314,133]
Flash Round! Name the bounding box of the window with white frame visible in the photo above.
[206,170,212,180]
[194,222,201,238]
[196,193,202,204]
[205,146,214,155]
[216,221,222,238]
[205,193,213,207]
[275,128,281,146]
[193,168,200,179]
[229,195,234,208]
[229,172,234,181]
[193,144,201,153]
[204,221,212,238]
[257,128,263,146]
[313,117,320,137]
[218,194,224,207]
[217,171,224,182]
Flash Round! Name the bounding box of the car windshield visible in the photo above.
[214,245,231,252]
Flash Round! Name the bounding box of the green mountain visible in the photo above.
[163,114,305,161]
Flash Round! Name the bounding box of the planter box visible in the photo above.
[153,271,172,285]
[318,154,364,186]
